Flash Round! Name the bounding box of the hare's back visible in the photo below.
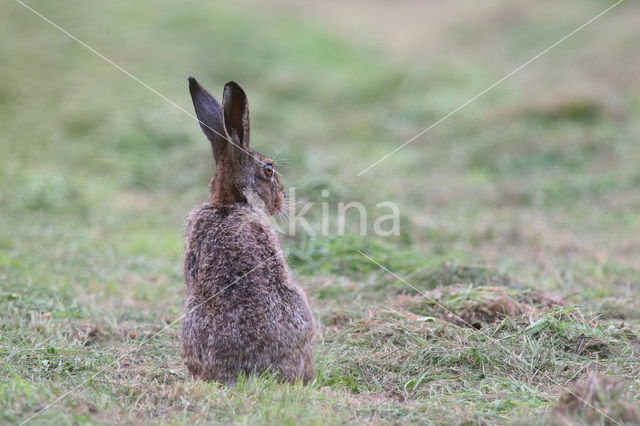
[183,203,310,349]
[184,203,287,293]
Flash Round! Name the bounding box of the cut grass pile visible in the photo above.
[402,284,563,328]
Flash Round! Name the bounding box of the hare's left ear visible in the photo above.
[188,77,227,163]
[222,81,250,150]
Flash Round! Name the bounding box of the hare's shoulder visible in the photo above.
[186,203,231,232]
[185,203,280,256]
[184,203,288,293]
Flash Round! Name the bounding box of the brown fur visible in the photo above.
[181,78,315,384]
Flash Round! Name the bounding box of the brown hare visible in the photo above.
[181,77,316,384]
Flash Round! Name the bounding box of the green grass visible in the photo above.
[1,0,640,424]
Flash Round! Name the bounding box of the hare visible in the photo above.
[181,77,316,384]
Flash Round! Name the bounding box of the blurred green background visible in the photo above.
[1,0,639,424]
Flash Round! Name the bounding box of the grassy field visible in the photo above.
[1,0,640,424]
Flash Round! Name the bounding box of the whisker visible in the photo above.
[272,148,285,162]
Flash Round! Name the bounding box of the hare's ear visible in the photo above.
[222,81,250,150]
[188,77,227,162]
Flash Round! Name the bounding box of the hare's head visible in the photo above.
[188,77,284,216]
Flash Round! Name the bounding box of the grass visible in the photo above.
[1,0,640,424]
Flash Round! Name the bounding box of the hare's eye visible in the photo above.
[263,163,274,177]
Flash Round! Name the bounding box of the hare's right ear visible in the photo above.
[188,76,227,162]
